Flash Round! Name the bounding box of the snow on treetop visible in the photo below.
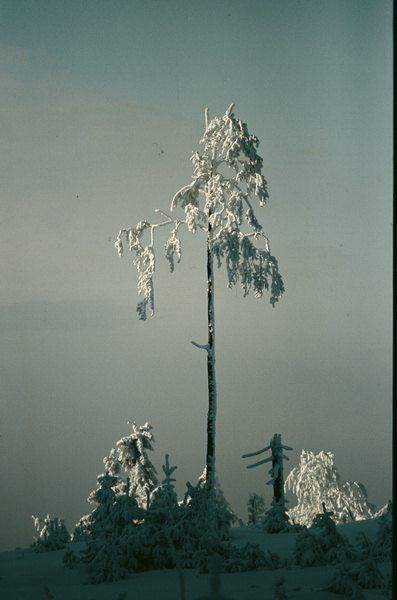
[115,105,284,319]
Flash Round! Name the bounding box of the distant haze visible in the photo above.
[0,0,392,551]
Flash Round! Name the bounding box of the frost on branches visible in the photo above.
[104,421,159,509]
[115,103,284,320]
[31,515,70,552]
[285,450,377,526]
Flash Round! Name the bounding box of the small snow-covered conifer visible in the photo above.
[108,478,145,535]
[87,472,118,538]
[247,492,266,525]
[143,455,185,569]
[104,421,158,508]
[262,498,290,534]
[355,559,385,589]
[194,467,237,524]
[147,454,180,525]
[183,478,233,543]
[311,502,336,532]
[311,503,356,564]
[293,528,324,568]
[84,538,129,584]
[324,567,364,600]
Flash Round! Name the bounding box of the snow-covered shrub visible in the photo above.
[247,492,266,524]
[355,559,385,589]
[221,542,280,574]
[77,511,145,583]
[157,475,272,574]
[293,528,324,567]
[286,450,377,526]
[31,515,70,552]
[370,501,392,559]
[70,467,148,582]
[182,478,234,543]
[62,547,82,568]
[84,538,129,584]
[71,514,92,541]
[141,455,185,569]
[87,472,119,538]
[261,498,290,533]
[107,478,145,535]
[240,543,279,570]
[148,456,180,525]
[311,503,356,564]
[324,566,364,599]
[353,502,392,563]
[273,577,288,600]
[111,524,147,572]
[355,530,372,560]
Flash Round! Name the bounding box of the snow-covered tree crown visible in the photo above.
[115,104,284,319]
[285,450,377,526]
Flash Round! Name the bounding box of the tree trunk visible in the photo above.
[273,455,283,503]
[206,221,217,489]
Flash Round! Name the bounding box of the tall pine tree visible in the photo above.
[115,105,284,488]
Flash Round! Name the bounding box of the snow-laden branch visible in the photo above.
[246,456,273,469]
[242,445,271,458]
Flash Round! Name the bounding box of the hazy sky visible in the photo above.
[0,0,393,551]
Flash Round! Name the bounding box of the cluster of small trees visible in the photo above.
[59,422,288,583]
[295,502,392,596]
[31,422,392,588]
[31,515,70,552]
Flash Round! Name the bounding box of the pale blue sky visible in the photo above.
[0,0,393,551]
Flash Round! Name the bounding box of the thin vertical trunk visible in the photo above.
[273,455,283,504]
[206,220,217,489]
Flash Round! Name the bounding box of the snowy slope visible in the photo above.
[0,520,391,600]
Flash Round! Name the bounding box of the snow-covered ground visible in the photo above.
[0,519,391,600]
